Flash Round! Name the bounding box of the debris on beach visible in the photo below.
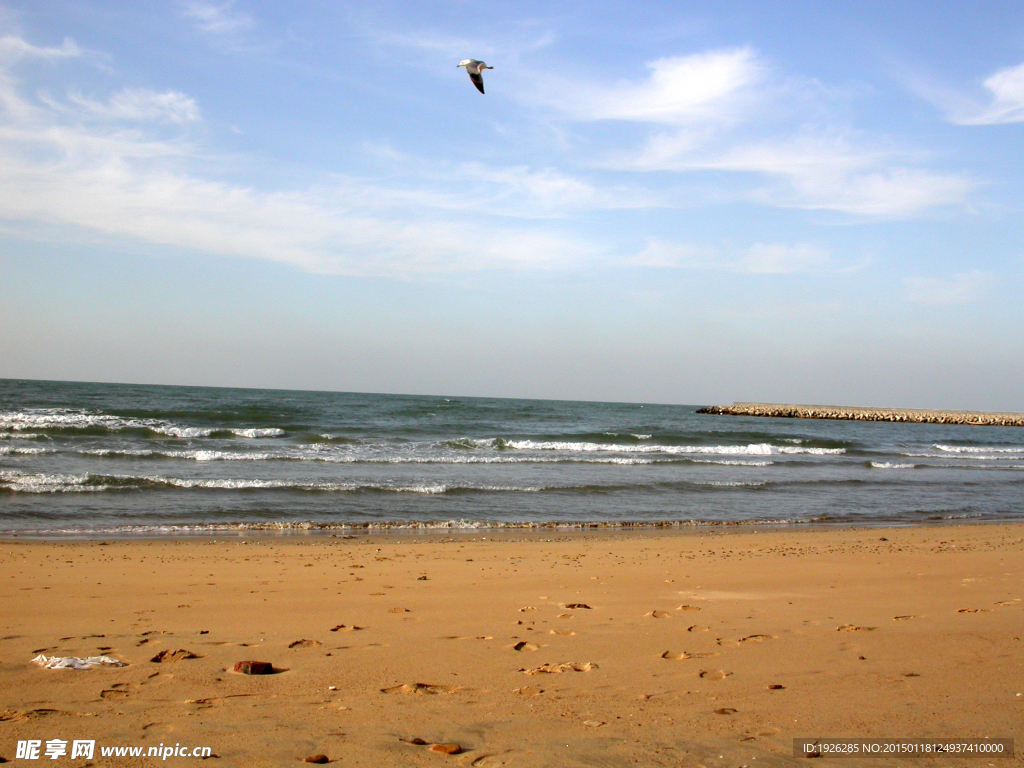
[837,624,877,632]
[304,754,329,763]
[661,651,691,660]
[233,660,273,674]
[699,669,733,680]
[32,655,125,670]
[150,649,199,663]
[381,683,463,695]
[521,662,597,674]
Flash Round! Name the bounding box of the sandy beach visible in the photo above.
[1,524,1022,767]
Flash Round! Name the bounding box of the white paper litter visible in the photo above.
[32,654,126,669]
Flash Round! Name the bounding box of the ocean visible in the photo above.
[1,378,1021,536]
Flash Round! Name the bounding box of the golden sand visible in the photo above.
[1,524,1022,766]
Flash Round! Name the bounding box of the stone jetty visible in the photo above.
[696,403,1024,427]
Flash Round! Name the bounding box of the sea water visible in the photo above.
[1,379,1021,536]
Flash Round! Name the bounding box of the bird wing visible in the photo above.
[469,71,485,93]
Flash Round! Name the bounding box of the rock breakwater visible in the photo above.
[696,403,1024,427]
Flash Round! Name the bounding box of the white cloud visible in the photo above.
[536,47,976,218]
[534,48,763,126]
[609,129,974,217]
[631,239,832,274]
[70,88,201,124]
[0,132,592,276]
[0,33,595,277]
[904,270,995,305]
[182,1,254,35]
[953,62,1024,125]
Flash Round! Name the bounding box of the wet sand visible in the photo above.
[1,524,1022,767]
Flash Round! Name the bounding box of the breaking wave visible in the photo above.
[464,438,843,456]
[0,409,284,438]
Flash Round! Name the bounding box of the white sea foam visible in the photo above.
[690,459,774,467]
[0,471,106,493]
[0,408,284,439]
[0,469,545,494]
[870,461,915,469]
[932,444,1024,455]
[79,448,274,461]
[81,449,157,457]
[701,481,769,487]
[148,478,538,494]
[153,426,215,437]
[164,450,276,462]
[230,428,285,438]
[72,446,783,466]
[499,439,843,456]
[0,446,51,455]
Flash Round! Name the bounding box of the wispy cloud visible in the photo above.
[904,270,995,305]
[355,9,559,78]
[69,88,200,124]
[907,60,1024,126]
[570,51,976,218]
[182,1,254,35]
[0,32,596,277]
[0,34,80,63]
[631,239,834,274]
[345,150,668,219]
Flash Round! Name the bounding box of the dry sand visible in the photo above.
[1,524,1022,767]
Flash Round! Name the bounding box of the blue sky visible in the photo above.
[1,0,1022,408]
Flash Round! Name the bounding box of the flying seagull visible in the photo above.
[457,59,492,94]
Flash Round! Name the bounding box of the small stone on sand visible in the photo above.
[234,660,273,675]
[430,743,462,754]
[304,755,329,763]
